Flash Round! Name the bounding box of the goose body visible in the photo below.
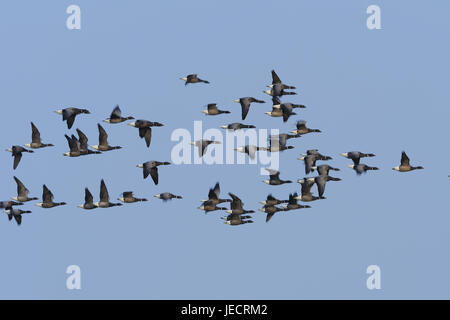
[128,120,164,148]
[75,129,102,156]
[6,146,34,170]
[233,97,265,120]
[94,179,122,208]
[348,164,379,175]
[25,122,54,149]
[12,176,38,202]
[259,194,288,206]
[295,179,321,202]
[202,104,230,115]
[290,120,321,135]
[154,193,182,201]
[200,183,231,206]
[263,168,292,185]
[393,151,424,172]
[190,139,221,157]
[340,151,375,165]
[282,193,311,211]
[118,192,148,204]
[36,185,66,208]
[103,106,134,124]
[91,123,122,152]
[78,188,98,210]
[234,145,263,160]
[5,208,31,226]
[220,123,256,131]
[137,161,171,185]
[55,108,90,129]
[180,74,209,85]
[259,205,287,223]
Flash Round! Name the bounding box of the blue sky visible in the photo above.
[0,0,449,299]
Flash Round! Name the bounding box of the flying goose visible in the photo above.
[269,70,296,90]
[259,205,288,223]
[75,129,102,156]
[36,185,66,208]
[290,120,321,135]
[265,97,284,117]
[298,154,318,175]
[263,168,292,185]
[25,122,54,149]
[190,139,221,157]
[154,193,182,201]
[200,182,231,205]
[234,145,263,160]
[226,193,255,215]
[220,123,256,131]
[128,120,164,148]
[295,179,321,202]
[221,213,254,226]
[94,179,122,208]
[269,133,301,147]
[280,104,298,122]
[259,194,288,206]
[118,192,148,204]
[5,208,31,226]
[77,188,97,210]
[202,104,230,116]
[232,97,265,120]
[92,124,122,152]
[12,176,38,202]
[263,138,294,153]
[272,97,306,111]
[55,108,90,129]
[311,164,340,176]
[302,149,332,161]
[180,74,210,85]
[198,200,228,213]
[63,135,81,157]
[264,84,297,97]
[307,175,341,199]
[393,151,424,172]
[0,200,24,210]
[340,151,375,165]
[282,193,311,211]
[347,164,379,175]
[6,146,34,170]
[137,161,171,185]
[103,106,134,124]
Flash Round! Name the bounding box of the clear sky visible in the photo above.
[0,0,449,299]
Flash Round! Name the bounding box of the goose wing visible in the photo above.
[110,106,122,120]
[98,124,109,146]
[42,185,54,204]
[99,179,109,202]
[401,151,410,166]
[31,122,41,144]
[14,176,29,197]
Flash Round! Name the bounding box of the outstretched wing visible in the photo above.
[98,124,109,146]
[271,70,282,84]
[401,151,410,166]
[100,179,109,202]
[31,122,41,143]
[110,106,122,120]
[14,176,29,197]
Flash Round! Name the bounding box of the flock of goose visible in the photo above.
[2,70,429,226]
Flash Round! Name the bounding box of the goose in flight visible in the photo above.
[6,146,34,170]
[282,193,311,211]
[269,69,296,90]
[220,123,256,131]
[232,97,265,120]
[259,205,288,223]
[180,74,210,85]
[221,213,254,226]
[198,200,228,213]
[347,164,379,175]
[118,192,148,204]
[263,168,292,186]
[154,193,182,201]
[295,179,321,202]
[226,193,255,215]
[259,194,288,206]
[128,120,164,148]
[290,120,321,135]
[25,122,54,149]
[92,124,122,152]
[234,145,263,160]
[36,185,66,208]
[63,134,81,157]
[263,137,294,153]
[5,208,31,226]
[202,104,230,116]
[74,129,102,156]
[311,164,340,176]
[103,106,134,124]
[393,151,424,172]
[12,176,38,202]
[94,179,122,208]
[269,133,301,147]
[190,139,221,157]
[137,160,171,185]
[77,188,97,210]
[0,200,24,210]
[298,154,318,175]
[340,151,375,165]
[307,175,341,199]
[55,108,90,129]
[200,182,231,205]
